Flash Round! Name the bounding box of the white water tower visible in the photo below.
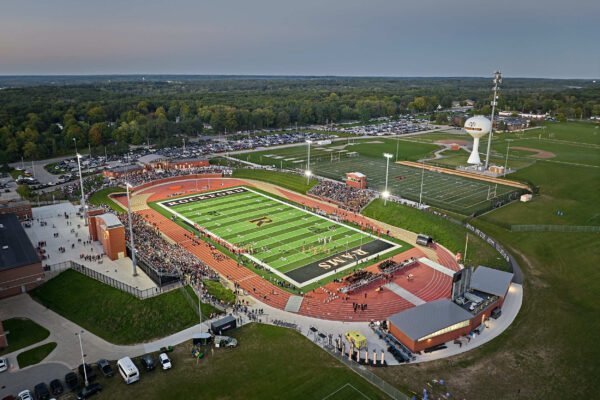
[464,115,492,165]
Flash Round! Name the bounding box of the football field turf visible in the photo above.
[158,187,400,287]
[233,140,524,215]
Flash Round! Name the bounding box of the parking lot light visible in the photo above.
[76,331,89,387]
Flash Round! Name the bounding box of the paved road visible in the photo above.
[0,362,71,399]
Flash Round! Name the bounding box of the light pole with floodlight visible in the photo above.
[76,331,89,387]
[484,71,502,169]
[76,153,87,226]
[383,153,393,206]
[305,140,313,184]
[419,160,425,206]
[126,182,138,276]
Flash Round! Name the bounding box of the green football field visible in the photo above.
[158,187,399,286]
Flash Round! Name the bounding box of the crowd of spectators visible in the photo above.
[308,181,376,212]
[117,212,219,284]
[112,165,232,187]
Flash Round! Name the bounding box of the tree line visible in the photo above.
[0,77,598,163]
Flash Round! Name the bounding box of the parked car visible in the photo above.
[0,357,7,372]
[65,372,79,391]
[76,383,102,400]
[214,335,238,348]
[158,353,172,370]
[78,363,97,382]
[17,391,32,400]
[33,383,50,400]
[97,359,113,377]
[49,379,64,396]
[140,354,155,371]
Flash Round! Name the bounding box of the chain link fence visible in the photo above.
[511,225,600,233]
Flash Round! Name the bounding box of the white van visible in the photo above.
[117,357,140,384]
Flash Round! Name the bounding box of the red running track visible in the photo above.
[116,177,459,321]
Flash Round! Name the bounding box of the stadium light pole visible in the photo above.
[419,160,425,206]
[484,71,502,170]
[383,153,393,206]
[126,182,138,276]
[305,140,313,184]
[76,152,87,226]
[76,331,89,387]
[503,140,512,176]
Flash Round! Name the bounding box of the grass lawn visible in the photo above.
[97,323,389,400]
[0,318,50,356]
[232,169,317,194]
[16,342,57,368]
[235,138,439,170]
[203,280,236,304]
[362,199,510,271]
[30,270,218,345]
[88,187,127,212]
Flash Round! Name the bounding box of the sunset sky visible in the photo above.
[1,0,598,78]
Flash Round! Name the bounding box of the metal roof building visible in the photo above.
[470,266,513,297]
[0,214,39,271]
[388,299,473,342]
[0,214,43,299]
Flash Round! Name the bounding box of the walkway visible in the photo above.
[383,283,425,306]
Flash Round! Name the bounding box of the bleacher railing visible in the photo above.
[45,260,177,299]
[340,258,417,294]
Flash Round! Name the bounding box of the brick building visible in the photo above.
[0,214,43,299]
[88,210,126,260]
[388,267,513,352]
[0,200,33,220]
[346,172,367,189]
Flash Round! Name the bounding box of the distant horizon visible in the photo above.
[0,73,597,80]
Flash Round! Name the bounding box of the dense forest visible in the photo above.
[0,76,598,163]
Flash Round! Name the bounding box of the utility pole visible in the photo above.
[504,140,511,176]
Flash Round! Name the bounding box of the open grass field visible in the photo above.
[96,323,388,400]
[232,168,317,193]
[235,139,520,215]
[157,186,403,287]
[16,342,57,368]
[30,270,217,344]
[372,121,600,399]
[363,199,511,271]
[0,318,50,356]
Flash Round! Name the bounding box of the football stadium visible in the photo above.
[157,186,400,287]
